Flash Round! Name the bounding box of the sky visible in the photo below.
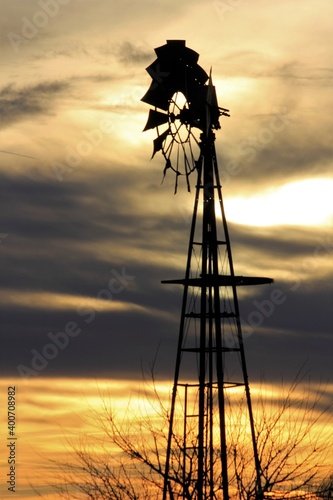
[0,0,333,497]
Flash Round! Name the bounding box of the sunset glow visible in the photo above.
[0,378,332,499]
[225,178,333,227]
[1,0,332,498]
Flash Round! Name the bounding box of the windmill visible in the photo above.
[142,40,273,500]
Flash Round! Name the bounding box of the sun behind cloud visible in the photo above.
[224,177,333,227]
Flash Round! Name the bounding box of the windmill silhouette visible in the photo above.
[142,40,273,500]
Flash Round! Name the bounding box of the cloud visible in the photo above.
[217,117,333,193]
[0,0,332,387]
[0,289,143,312]
[222,52,333,86]
[0,80,70,128]
[112,41,152,66]
[0,160,332,382]
[30,41,149,76]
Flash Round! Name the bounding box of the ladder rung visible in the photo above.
[185,312,236,318]
[224,382,245,388]
[181,347,240,353]
[178,381,243,389]
[192,240,226,246]
[178,382,200,387]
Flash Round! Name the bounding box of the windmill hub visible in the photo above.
[178,107,195,125]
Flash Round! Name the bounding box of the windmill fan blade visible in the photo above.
[143,109,169,131]
[152,128,170,158]
[155,40,199,68]
[141,81,173,111]
[141,40,209,111]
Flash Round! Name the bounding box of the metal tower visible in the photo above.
[142,40,273,500]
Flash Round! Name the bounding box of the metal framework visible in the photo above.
[142,40,273,500]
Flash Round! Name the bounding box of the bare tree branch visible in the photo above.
[35,371,332,500]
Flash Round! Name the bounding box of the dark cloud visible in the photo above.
[230,223,331,260]
[31,38,151,70]
[32,45,91,61]
[1,271,332,382]
[0,166,332,382]
[240,283,333,382]
[0,80,70,128]
[217,117,333,190]
[260,62,333,86]
[0,167,187,296]
[113,41,152,66]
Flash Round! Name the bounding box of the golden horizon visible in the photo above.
[0,377,331,499]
